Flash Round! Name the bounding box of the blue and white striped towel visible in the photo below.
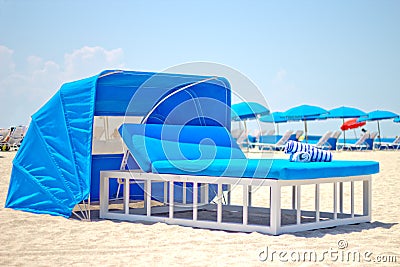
[284,140,314,154]
[284,140,332,162]
[290,151,311,162]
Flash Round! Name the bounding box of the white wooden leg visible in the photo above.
[183,182,187,204]
[164,181,168,204]
[333,182,337,220]
[363,179,371,216]
[339,182,343,213]
[124,177,130,214]
[217,183,222,223]
[351,181,354,218]
[315,184,320,222]
[248,185,252,207]
[99,173,109,218]
[193,182,198,221]
[296,185,301,225]
[146,180,151,216]
[200,183,205,203]
[270,184,281,235]
[169,181,174,219]
[243,185,248,225]
[292,185,296,210]
[204,184,209,204]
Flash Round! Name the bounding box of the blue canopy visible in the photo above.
[259,112,287,123]
[231,102,269,121]
[357,110,398,122]
[284,104,328,121]
[324,106,367,145]
[357,110,399,145]
[394,117,400,123]
[326,106,366,119]
[283,104,328,143]
[5,70,231,217]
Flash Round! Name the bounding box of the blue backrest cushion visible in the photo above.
[130,135,246,172]
[119,123,241,149]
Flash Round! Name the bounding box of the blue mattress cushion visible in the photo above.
[130,135,246,172]
[151,158,379,180]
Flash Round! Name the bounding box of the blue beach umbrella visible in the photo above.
[283,104,328,142]
[358,110,399,145]
[326,106,367,119]
[231,102,270,147]
[231,102,270,121]
[326,106,367,144]
[259,112,287,135]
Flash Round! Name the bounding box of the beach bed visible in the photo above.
[99,124,379,235]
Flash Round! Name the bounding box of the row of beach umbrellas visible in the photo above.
[231,103,399,144]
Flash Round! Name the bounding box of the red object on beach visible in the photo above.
[340,118,366,131]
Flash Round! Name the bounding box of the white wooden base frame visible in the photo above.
[99,170,371,235]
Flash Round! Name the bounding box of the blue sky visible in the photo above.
[1,1,399,136]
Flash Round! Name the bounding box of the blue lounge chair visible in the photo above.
[318,131,341,150]
[339,131,377,151]
[256,130,294,151]
[99,124,379,235]
[376,136,400,150]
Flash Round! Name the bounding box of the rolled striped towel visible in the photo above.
[284,140,315,154]
[285,140,333,162]
[290,151,311,162]
[307,146,333,162]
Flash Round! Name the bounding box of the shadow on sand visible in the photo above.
[72,209,397,237]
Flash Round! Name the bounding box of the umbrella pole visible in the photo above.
[342,118,346,146]
[276,124,280,136]
[304,120,308,143]
[377,120,381,146]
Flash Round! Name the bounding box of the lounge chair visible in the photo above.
[316,131,342,150]
[0,129,12,151]
[314,131,333,149]
[0,128,9,142]
[256,130,294,151]
[231,128,247,148]
[325,131,342,150]
[376,136,400,150]
[339,131,377,151]
[99,123,379,235]
[0,126,28,151]
[363,132,378,150]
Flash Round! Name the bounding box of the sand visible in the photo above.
[0,150,399,266]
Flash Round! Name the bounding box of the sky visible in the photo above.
[1,1,399,137]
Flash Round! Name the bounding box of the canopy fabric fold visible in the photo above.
[6,76,98,217]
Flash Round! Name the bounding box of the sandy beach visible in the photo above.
[0,150,399,266]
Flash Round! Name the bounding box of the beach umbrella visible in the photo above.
[326,106,367,145]
[259,111,287,135]
[283,104,328,143]
[340,118,366,139]
[340,118,366,131]
[327,106,367,119]
[358,110,399,145]
[231,102,270,147]
[231,102,270,121]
